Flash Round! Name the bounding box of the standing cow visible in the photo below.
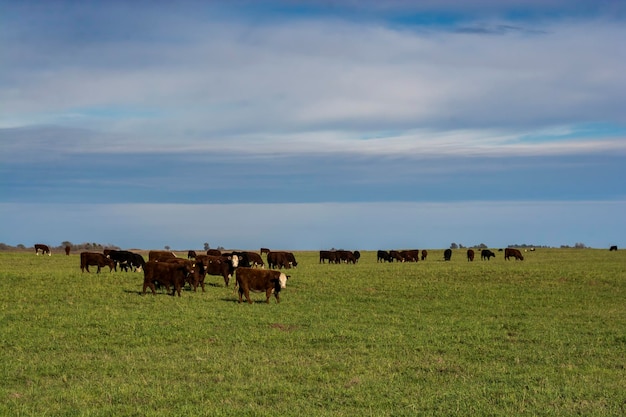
[443,249,452,261]
[504,248,524,261]
[235,267,288,304]
[377,250,391,263]
[142,260,194,297]
[467,249,475,262]
[421,250,428,261]
[80,252,116,273]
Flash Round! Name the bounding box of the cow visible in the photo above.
[389,250,405,262]
[187,250,197,259]
[481,249,496,261]
[207,249,222,256]
[245,251,265,268]
[80,252,116,273]
[235,267,289,304]
[609,245,618,251]
[162,258,205,291]
[377,250,391,263]
[336,250,356,264]
[467,249,475,262]
[267,251,297,269]
[353,251,361,263]
[107,250,145,272]
[260,247,270,255]
[421,250,428,261]
[443,249,452,261]
[148,250,177,262]
[400,250,420,262]
[196,254,239,287]
[64,246,70,256]
[504,248,524,261]
[35,244,51,256]
[142,260,194,297]
[319,250,334,264]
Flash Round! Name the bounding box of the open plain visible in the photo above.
[1,248,625,416]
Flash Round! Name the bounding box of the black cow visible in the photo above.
[377,250,391,263]
[80,252,115,273]
[467,249,475,262]
[235,267,289,304]
[142,260,194,297]
[421,250,428,261]
[64,246,70,256]
[107,250,145,272]
[481,249,496,260]
[353,251,361,263]
[319,250,334,264]
[35,244,51,256]
[443,249,452,261]
[504,248,524,261]
[609,245,618,251]
[187,250,197,259]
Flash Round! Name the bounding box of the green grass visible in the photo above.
[1,249,625,416]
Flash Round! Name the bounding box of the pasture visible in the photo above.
[1,248,625,416]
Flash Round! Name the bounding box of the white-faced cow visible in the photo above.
[235,267,289,304]
[35,244,51,256]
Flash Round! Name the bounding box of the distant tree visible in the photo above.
[17,244,26,250]
[450,243,458,249]
[217,246,225,251]
[574,242,587,249]
[164,245,171,251]
[204,242,210,251]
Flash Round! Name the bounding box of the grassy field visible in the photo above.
[1,248,625,416]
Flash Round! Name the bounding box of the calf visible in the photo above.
[235,267,289,304]
[481,249,496,260]
[80,252,115,273]
[142,260,193,297]
[504,248,524,261]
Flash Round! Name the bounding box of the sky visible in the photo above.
[1,0,625,251]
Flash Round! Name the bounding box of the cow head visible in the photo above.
[230,254,239,268]
[278,273,289,289]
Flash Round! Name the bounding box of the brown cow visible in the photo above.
[206,249,222,256]
[187,250,197,259]
[267,251,297,269]
[467,249,475,262]
[35,244,51,256]
[142,260,193,297]
[148,250,177,262]
[196,254,238,287]
[504,248,524,261]
[80,252,115,273]
[421,250,428,261]
[64,245,70,256]
[162,258,204,291]
[235,267,289,304]
[400,250,420,262]
[260,247,270,255]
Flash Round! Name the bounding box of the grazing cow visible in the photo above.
[467,249,475,262]
[162,258,204,291]
[64,245,70,256]
[196,254,238,287]
[421,250,428,261]
[335,250,356,264]
[443,249,452,261]
[235,267,289,304]
[148,250,177,262]
[187,250,197,259]
[389,250,405,262]
[107,250,145,272]
[260,247,270,255]
[35,244,51,256]
[267,251,297,269]
[245,252,265,268]
[142,260,194,297]
[80,252,115,273]
[504,248,524,261]
[353,251,361,263]
[609,245,618,251]
[400,250,420,262]
[377,250,391,263]
[481,249,496,261]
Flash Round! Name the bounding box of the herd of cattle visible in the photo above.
[29,243,620,301]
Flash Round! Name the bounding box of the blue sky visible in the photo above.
[1,0,625,250]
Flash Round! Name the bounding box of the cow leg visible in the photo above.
[237,287,244,303]
[265,289,272,303]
